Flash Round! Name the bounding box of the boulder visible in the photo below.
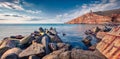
[1,48,22,59]
[0,39,17,49]
[82,36,92,47]
[49,43,57,51]
[0,47,10,58]
[29,55,40,59]
[59,51,71,59]
[71,49,107,59]
[19,42,45,58]
[0,40,3,45]
[57,43,70,50]
[20,35,33,45]
[42,48,66,59]
[1,53,19,59]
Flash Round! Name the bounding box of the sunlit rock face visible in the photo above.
[66,9,120,24]
[97,26,120,59]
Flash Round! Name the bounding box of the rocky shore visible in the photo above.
[0,26,119,59]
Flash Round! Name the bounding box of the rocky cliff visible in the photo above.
[66,8,120,24]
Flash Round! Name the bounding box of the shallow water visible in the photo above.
[0,24,104,50]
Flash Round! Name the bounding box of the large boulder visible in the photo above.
[42,48,66,59]
[19,42,45,58]
[0,39,18,49]
[59,51,71,59]
[0,47,10,58]
[1,48,21,59]
[71,49,107,59]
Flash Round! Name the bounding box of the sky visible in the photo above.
[0,0,120,24]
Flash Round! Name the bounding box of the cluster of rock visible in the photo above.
[0,25,120,59]
[97,26,120,59]
[86,25,120,59]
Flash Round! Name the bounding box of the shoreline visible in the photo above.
[0,25,118,59]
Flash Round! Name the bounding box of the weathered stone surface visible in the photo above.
[19,43,45,58]
[96,31,107,39]
[1,53,19,59]
[1,48,22,59]
[59,51,71,59]
[0,39,17,49]
[57,43,70,50]
[0,47,10,58]
[29,55,40,59]
[96,26,120,59]
[71,49,106,59]
[42,49,66,59]
[42,48,107,59]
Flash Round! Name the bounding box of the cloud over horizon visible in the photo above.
[0,0,120,23]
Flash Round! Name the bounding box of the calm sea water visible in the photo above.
[0,24,103,50]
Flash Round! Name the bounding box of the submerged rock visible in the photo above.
[19,42,45,58]
[82,36,92,47]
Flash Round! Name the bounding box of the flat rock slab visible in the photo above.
[19,43,45,58]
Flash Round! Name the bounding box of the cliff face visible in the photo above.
[66,9,120,24]
[96,26,120,59]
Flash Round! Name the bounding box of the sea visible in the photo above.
[0,24,104,50]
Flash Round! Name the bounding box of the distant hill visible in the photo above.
[66,8,120,24]
[94,8,120,16]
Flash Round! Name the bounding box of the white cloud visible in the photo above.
[0,2,24,10]
[81,4,88,9]
[0,14,31,23]
[0,0,119,23]
[54,0,120,23]
[26,10,42,14]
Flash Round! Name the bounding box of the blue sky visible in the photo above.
[0,0,120,23]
